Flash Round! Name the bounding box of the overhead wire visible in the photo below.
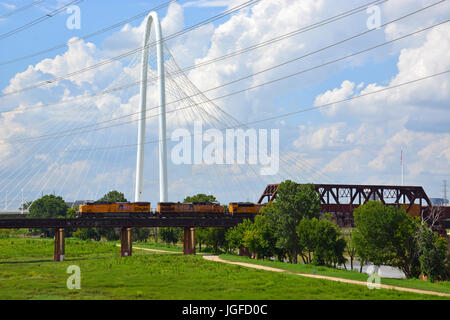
[3,17,447,146]
[0,0,262,97]
[0,0,83,41]
[0,0,45,19]
[0,0,392,113]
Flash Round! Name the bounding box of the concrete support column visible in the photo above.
[183,227,195,255]
[54,228,65,262]
[121,227,132,257]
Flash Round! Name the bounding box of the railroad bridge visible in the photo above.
[258,183,450,236]
[1,183,449,262]
[0,213,256,261]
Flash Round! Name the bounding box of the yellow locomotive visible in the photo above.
[77,200,263,218]
[77,201,151,218]
[229,202,265,214]
[157,202,225,214]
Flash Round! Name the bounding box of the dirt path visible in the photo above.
[116,244,180,254]
[202,255,450,298]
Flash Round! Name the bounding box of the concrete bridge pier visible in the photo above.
[54,228,65,261]
[183,227,195,255]
[120,227,132,257]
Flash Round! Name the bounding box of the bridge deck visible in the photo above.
[0,213,256,229]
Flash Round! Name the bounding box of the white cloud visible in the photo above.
[0,2,15,10]
[1,0,449,203]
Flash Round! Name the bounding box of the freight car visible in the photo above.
[77,201,151,218]
[229,202,265,214]
[157,202,225,214]
[77,200,263,218]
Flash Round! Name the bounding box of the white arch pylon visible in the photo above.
[135,11,168,203]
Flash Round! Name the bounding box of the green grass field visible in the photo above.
[219,254,450,295]
[133,241,184,252]
[0,237,448,300]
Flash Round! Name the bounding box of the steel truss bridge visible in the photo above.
[258,183,450,234]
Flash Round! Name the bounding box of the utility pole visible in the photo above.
[444,180,448,206]
[401,150,404,186]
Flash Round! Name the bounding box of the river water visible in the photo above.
[338,262,406,279]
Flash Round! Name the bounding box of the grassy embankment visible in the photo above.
[133,237,450,295]
[219,254,450,295]
[0,237,448,300]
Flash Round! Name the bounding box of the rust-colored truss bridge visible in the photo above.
[258,183,450,236]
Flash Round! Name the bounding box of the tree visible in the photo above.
[226,216,276,259]
[195,228,209,252]
[226,219,253,253]
[417,225,447,282]
[160,228,182,245]
[297,218,317,264]
[353,201,421,278]
[297,217,346,267]
[98,190,127,202]
[263,181,321,263]
[28,194,69,237]
[313,218,346,267]
[73,228,101,241]
[184,194,216,203]
[345,229,357,271]
[132,228,151,242]
[205,227,228,253]
[28,194,69,219]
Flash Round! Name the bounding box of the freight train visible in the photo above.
[76,201,265,218]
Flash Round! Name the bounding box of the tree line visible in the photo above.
[25,182,450,282]
[226,180,450,282]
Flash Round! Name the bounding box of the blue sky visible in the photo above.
[0,0,449,208]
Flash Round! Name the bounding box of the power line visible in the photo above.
[59,70,450,153]
[1,0,392,114]
[0,0,83,41]
[3,17,447,145]
[0,0,179,66]
[0,0,271,97]
[0,0,45,19]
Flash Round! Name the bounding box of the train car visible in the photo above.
[77,201,112,218]
[77,201,151,218]
[157,202,181,214]
[157,202,225,214]
[229,202,265,214]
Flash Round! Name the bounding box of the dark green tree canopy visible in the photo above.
[183,194,217,203]
[28,194,69,219]
[262,181,321,263]
[98,190,127,202]
[352,201,421,278]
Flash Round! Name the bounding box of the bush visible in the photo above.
[352,201,421,278]
[418,227,447,282]
[160,228,182,245]
[297,218,346,267]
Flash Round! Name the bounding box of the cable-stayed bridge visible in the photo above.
[0,2,449,260]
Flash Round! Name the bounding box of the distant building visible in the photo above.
[0,210,29,217]
[430,198,449,206]
[0,210,29,214]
